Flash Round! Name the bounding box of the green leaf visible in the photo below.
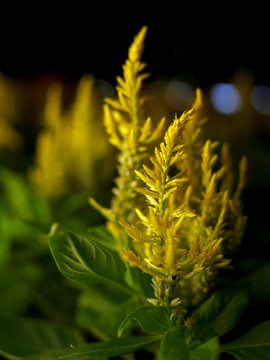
[0,313,85,359]
[87,225,118,251]
[236,256,268,274]
[190,337,220,360]
[235,262,270,305]
[59,336,161,359]
[22,350,107,360]
[21,349,70,360]
[0,266,42,314]
[126,266,154,298]
[0,209,12,265]
[76,283,140,340]
[221,320,270,360]
[158,325,190,360]
[57,192,90,217]
[0,166,51,223]
[49,224,128,288]
[192,287,250,345]
[118,305,172,337]
[0,201,49,265]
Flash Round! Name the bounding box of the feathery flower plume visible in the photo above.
[29,83,69,197]
[119,96,201,321]
[87,27,246,325]
[90,26,165,247]
[66,75,112,193]
[119,89,247,323]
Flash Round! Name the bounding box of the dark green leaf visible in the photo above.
[126,266,154,298]
[235,263,270,305]
[49,224,128,287]
[192,287,250,345]
[59,335,161,359]
[190,337,220,360]
[0,209,12,265]
[158,325,190,360]
[0,266,42,314]
[118,305,172,337]
[76,283,140,339]
[0,166,51,222]
[0,313,84,359]
[22,349,107,360]
[236,256,268,274]
[21,349,70,360]
[221,320,270,360]
[57,192,90,217]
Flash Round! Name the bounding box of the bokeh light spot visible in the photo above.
[210,83,242,115]
[96,79,114,98]
[251,85,270,115]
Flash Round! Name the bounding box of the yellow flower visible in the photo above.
[87,27,247,323]
[29,83,69,197]
[66,75,112,193]
[0,119,23,151]
[29,76,112,198]
[90,26,165,247]
[119,88,246,320]
[0,74,23,151]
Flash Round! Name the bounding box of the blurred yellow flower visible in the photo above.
[0,74,23,151]
[29,75,112,198]
[29,83,69,197]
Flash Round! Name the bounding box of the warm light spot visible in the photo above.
[210,83,242,115]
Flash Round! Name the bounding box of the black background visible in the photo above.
[1,6,270,89]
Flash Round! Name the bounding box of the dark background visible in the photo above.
[1,7,270,89]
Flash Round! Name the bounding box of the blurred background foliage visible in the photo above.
[0,11,269,359]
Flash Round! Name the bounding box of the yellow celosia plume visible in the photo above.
[118,89,246,321]
[66,75,112,193]
[87,27,247,324]
[90,26,165,246]
[105,26,149,138]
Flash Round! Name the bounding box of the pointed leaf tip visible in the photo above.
[49,222,61,237]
